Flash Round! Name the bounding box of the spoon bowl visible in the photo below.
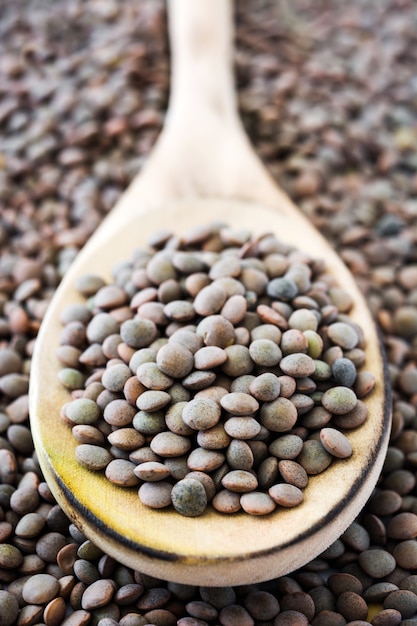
[30,0,391,586]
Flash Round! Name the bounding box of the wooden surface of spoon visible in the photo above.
[30,0,391,586]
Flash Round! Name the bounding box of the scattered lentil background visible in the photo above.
[0,0,417,624]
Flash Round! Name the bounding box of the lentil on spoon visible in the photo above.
[57,223,376,517]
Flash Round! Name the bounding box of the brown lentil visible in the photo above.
[212,489,242,513]
[279,460,309,489]
[275,610,309,626]
[336,591,369,621]
[387,512,417,540]
[156,343,194,378]
[392,540,417,570]
[269,483,304,507]
[370,608,402,626]
[138,481,173,509]
[182,398,221,431]
[257,455,279,488]
[224,416,261,440]
[320,428,353,459]
[221,470,258,493]
[22,572,60,604]
[133,461,171,482]
[240,491,276,515]
[104,459,140,487]
[187,448,225,472]
[194,346,227,369]
[75,444,112,471]
[220,392,259,416]
[383,590,417,619]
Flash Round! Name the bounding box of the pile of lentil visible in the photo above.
[58,224,374,518]
[1,0,417,623]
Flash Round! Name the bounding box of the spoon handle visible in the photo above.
[167,0,237,125]
[116,0,299,218]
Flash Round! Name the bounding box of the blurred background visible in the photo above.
[1,0,417,624]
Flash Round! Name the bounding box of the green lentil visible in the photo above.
[269,435,304,460]
[120,318,158,349]
[101,363,132,392]
[298,440,333,475]
[58,367,86,391]
[0,544,23,569]
[136,362,173,390]
[86,313,120,344]
[288,308,319,331]
[249,338,282,366]
[136,390,171,412]
[171,478,208,517]
[0,590,19,626]
[65,398,101,425]
[322,386,358,415]
[327,322,360,349]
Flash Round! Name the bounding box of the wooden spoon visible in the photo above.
[30,0,391,586]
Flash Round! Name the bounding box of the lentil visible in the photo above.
[182,398,221,431]
[22,572,60,604]
[2,0,417,621]
[298,439,332,475]
[358,549,396,578]
[75,444,113,471]
[58,217,371,516]
[383,591,417,619]
[320,428,353,459]
[240,491,276,515]
[224,417,261,440]
[138,481,173,509]
[171,478,208,517]
[269,483,304,507]
[275,610,309,626]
